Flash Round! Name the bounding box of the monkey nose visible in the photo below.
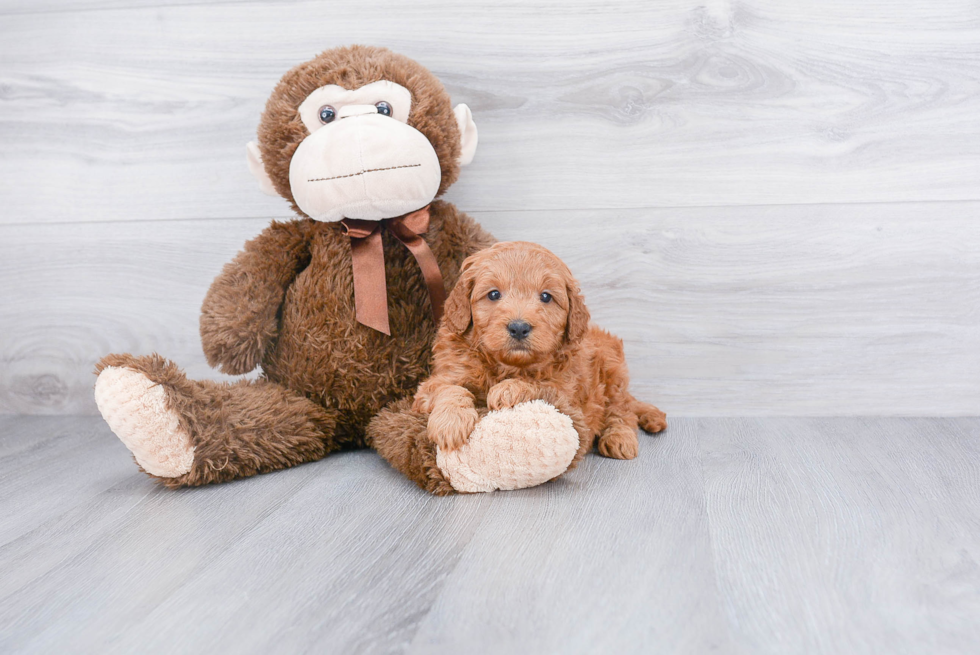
[338,104,380,119]
[507,320,532,341]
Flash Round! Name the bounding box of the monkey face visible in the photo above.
[288,81,442,222]
[246,47,479,222]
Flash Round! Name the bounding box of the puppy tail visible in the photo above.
[630,396,667,434]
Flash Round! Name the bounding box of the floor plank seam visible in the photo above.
[694,419,738,652]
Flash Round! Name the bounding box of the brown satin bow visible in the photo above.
[340,205,446,336]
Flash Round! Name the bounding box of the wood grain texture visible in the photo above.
[2,1,980,224]
[0,218,253,415]
[699,417,980,654]
[1,416,978,653]
[2,202,977,416]
[0,0,269,13]
[1,2,979,414]
[406,416,728,654]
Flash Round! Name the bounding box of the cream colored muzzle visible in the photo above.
[288,107,442,223]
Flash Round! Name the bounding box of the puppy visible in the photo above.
[413,241,666,462]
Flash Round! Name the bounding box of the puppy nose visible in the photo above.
[507,320,532,341]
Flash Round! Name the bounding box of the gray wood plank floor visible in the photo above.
[1,416,978,654]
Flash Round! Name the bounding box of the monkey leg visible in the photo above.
[365,399,456,495]
[367,398,581,495]
[94,354,339,488]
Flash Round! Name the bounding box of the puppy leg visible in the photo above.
[487,379,544,411]
[632,398,667,433]
[588,333,642,459]
[423,385,479,452]
[597,408,640,460]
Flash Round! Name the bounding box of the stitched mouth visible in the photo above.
[308,163,421,183]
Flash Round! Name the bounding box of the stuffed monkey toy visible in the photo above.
[93,45,582,494]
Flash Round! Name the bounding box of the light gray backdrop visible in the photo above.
[1,0,978,415]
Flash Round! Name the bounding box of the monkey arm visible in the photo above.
[456,210,497,256]
[200,219,315,375]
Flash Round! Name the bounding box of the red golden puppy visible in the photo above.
[413,241,666,463]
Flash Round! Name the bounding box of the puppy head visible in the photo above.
[443,241,590,366]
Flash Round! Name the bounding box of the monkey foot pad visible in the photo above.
[436,400,579,493]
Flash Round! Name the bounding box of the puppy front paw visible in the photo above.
[427,405,479,452]
[412,394,433,414]
[487,379,538,411]
[412,379,440,414]
[597,426,639,460]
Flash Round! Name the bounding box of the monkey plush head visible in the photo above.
[246,45,478,222]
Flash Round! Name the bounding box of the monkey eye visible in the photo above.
[318,105,336,124]
[375,101,393,117]
[487,290,501,301]
[540,292,553,303]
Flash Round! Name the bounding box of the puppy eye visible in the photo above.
[540,292,553,303]
[318,105,336,124]
[375,101,393,117]
[487,290,501,301]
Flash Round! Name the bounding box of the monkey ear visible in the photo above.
[442,257,477,335]
[453,104,478,166]
[565,278,591,343]
[246,141,279,196]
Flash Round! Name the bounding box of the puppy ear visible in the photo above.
[442,257,477,335]
[565,277,591,343]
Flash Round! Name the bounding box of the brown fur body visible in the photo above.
[412,242,667,465]
[96,46,496,490]
[98,201,493,488]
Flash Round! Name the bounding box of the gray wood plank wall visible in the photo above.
[1,1,978,415]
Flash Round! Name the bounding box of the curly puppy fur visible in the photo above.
[97,46,495,488]
[413,242,667,466]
